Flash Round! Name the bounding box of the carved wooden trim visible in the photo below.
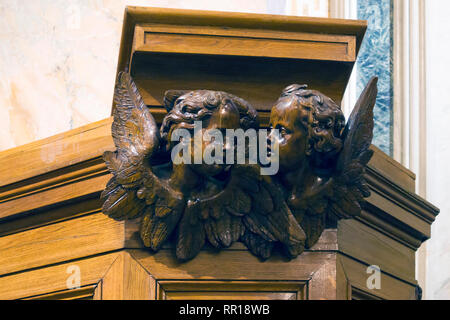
[133,24,356,62]
[0,252,119,300]
[23,285,98,300]
[156,281,307,300]
[117,6,367,74]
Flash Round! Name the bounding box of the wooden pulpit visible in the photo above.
[0,7,439,300]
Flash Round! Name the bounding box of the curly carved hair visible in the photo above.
[160,90,259,151]
[281,84,346,172]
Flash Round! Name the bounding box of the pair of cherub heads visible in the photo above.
[160,85,345,190]
[103,72,376,260]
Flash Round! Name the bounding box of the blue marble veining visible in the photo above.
[357,0,393,156]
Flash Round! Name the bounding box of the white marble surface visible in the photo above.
[424,0,450,300]
[0,0,328,151]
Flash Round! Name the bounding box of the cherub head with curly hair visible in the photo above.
[269,84,345,177]
[160,89,258,179]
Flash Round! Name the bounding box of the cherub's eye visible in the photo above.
[182,104,197,113]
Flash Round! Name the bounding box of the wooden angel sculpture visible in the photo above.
[268,77,378,248]
[101,72,305,261]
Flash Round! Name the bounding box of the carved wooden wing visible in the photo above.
[101,72,184,251]
[175,165,306,261]
[329,76,378,219]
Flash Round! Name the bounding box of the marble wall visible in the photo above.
[0,0,328,152]
[357,0,393,156]
[424,0,450,300]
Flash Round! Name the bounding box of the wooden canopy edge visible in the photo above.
[116,6,367,80]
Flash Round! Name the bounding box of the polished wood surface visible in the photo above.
[117,6,367,73]
[133,24,356,61]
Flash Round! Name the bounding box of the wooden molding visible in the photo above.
[117,6,367,74]
[0,252,119,300]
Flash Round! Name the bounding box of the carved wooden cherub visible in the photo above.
[101,72,305,261]
[268,78,378,248]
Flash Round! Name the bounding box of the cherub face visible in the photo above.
[162,90,256,180]
[190,101,241,177]
[269,95,312,172]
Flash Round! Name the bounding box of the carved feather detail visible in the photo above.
[102,72,184,252]
[330,76,378,219]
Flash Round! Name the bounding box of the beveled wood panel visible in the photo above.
[0,252,118,300]
[0,213,125,276]
[0,174,109,220]
[24,285,98,300]
[0,198,102,237]
[337,254,417,300]
[131,53,351,110]
[157,281,306,300]
[338,219,416,283]
[134,24,356,62]
[101,251,155,300]
[129,248,336,282]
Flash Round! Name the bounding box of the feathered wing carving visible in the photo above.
[101,72,184,251]
[329,76,378,219]
[176,165,306,261]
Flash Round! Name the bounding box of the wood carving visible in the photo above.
[101,71,378,261]
[270,78,378,249]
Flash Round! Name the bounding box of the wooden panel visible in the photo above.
[337,254,417,300]
[309,229,338,251]
[132,53,352,110]
[117,6,367,73]
[0,198,102,237]
[0,117,113,187]
[0,213,125,276]
[0,253,118,300]
[130,248,336,282]
[157,281,305,300]
[366,189,431,238]
[165,292,296,300]
[308,253,337,300]
[101,251,155,300]
[0,174,109,220]
[338,219,416,283]
[351,287,383,300]
[135,24,356,62]
[24,285,98,300]
[368,145,415,193]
